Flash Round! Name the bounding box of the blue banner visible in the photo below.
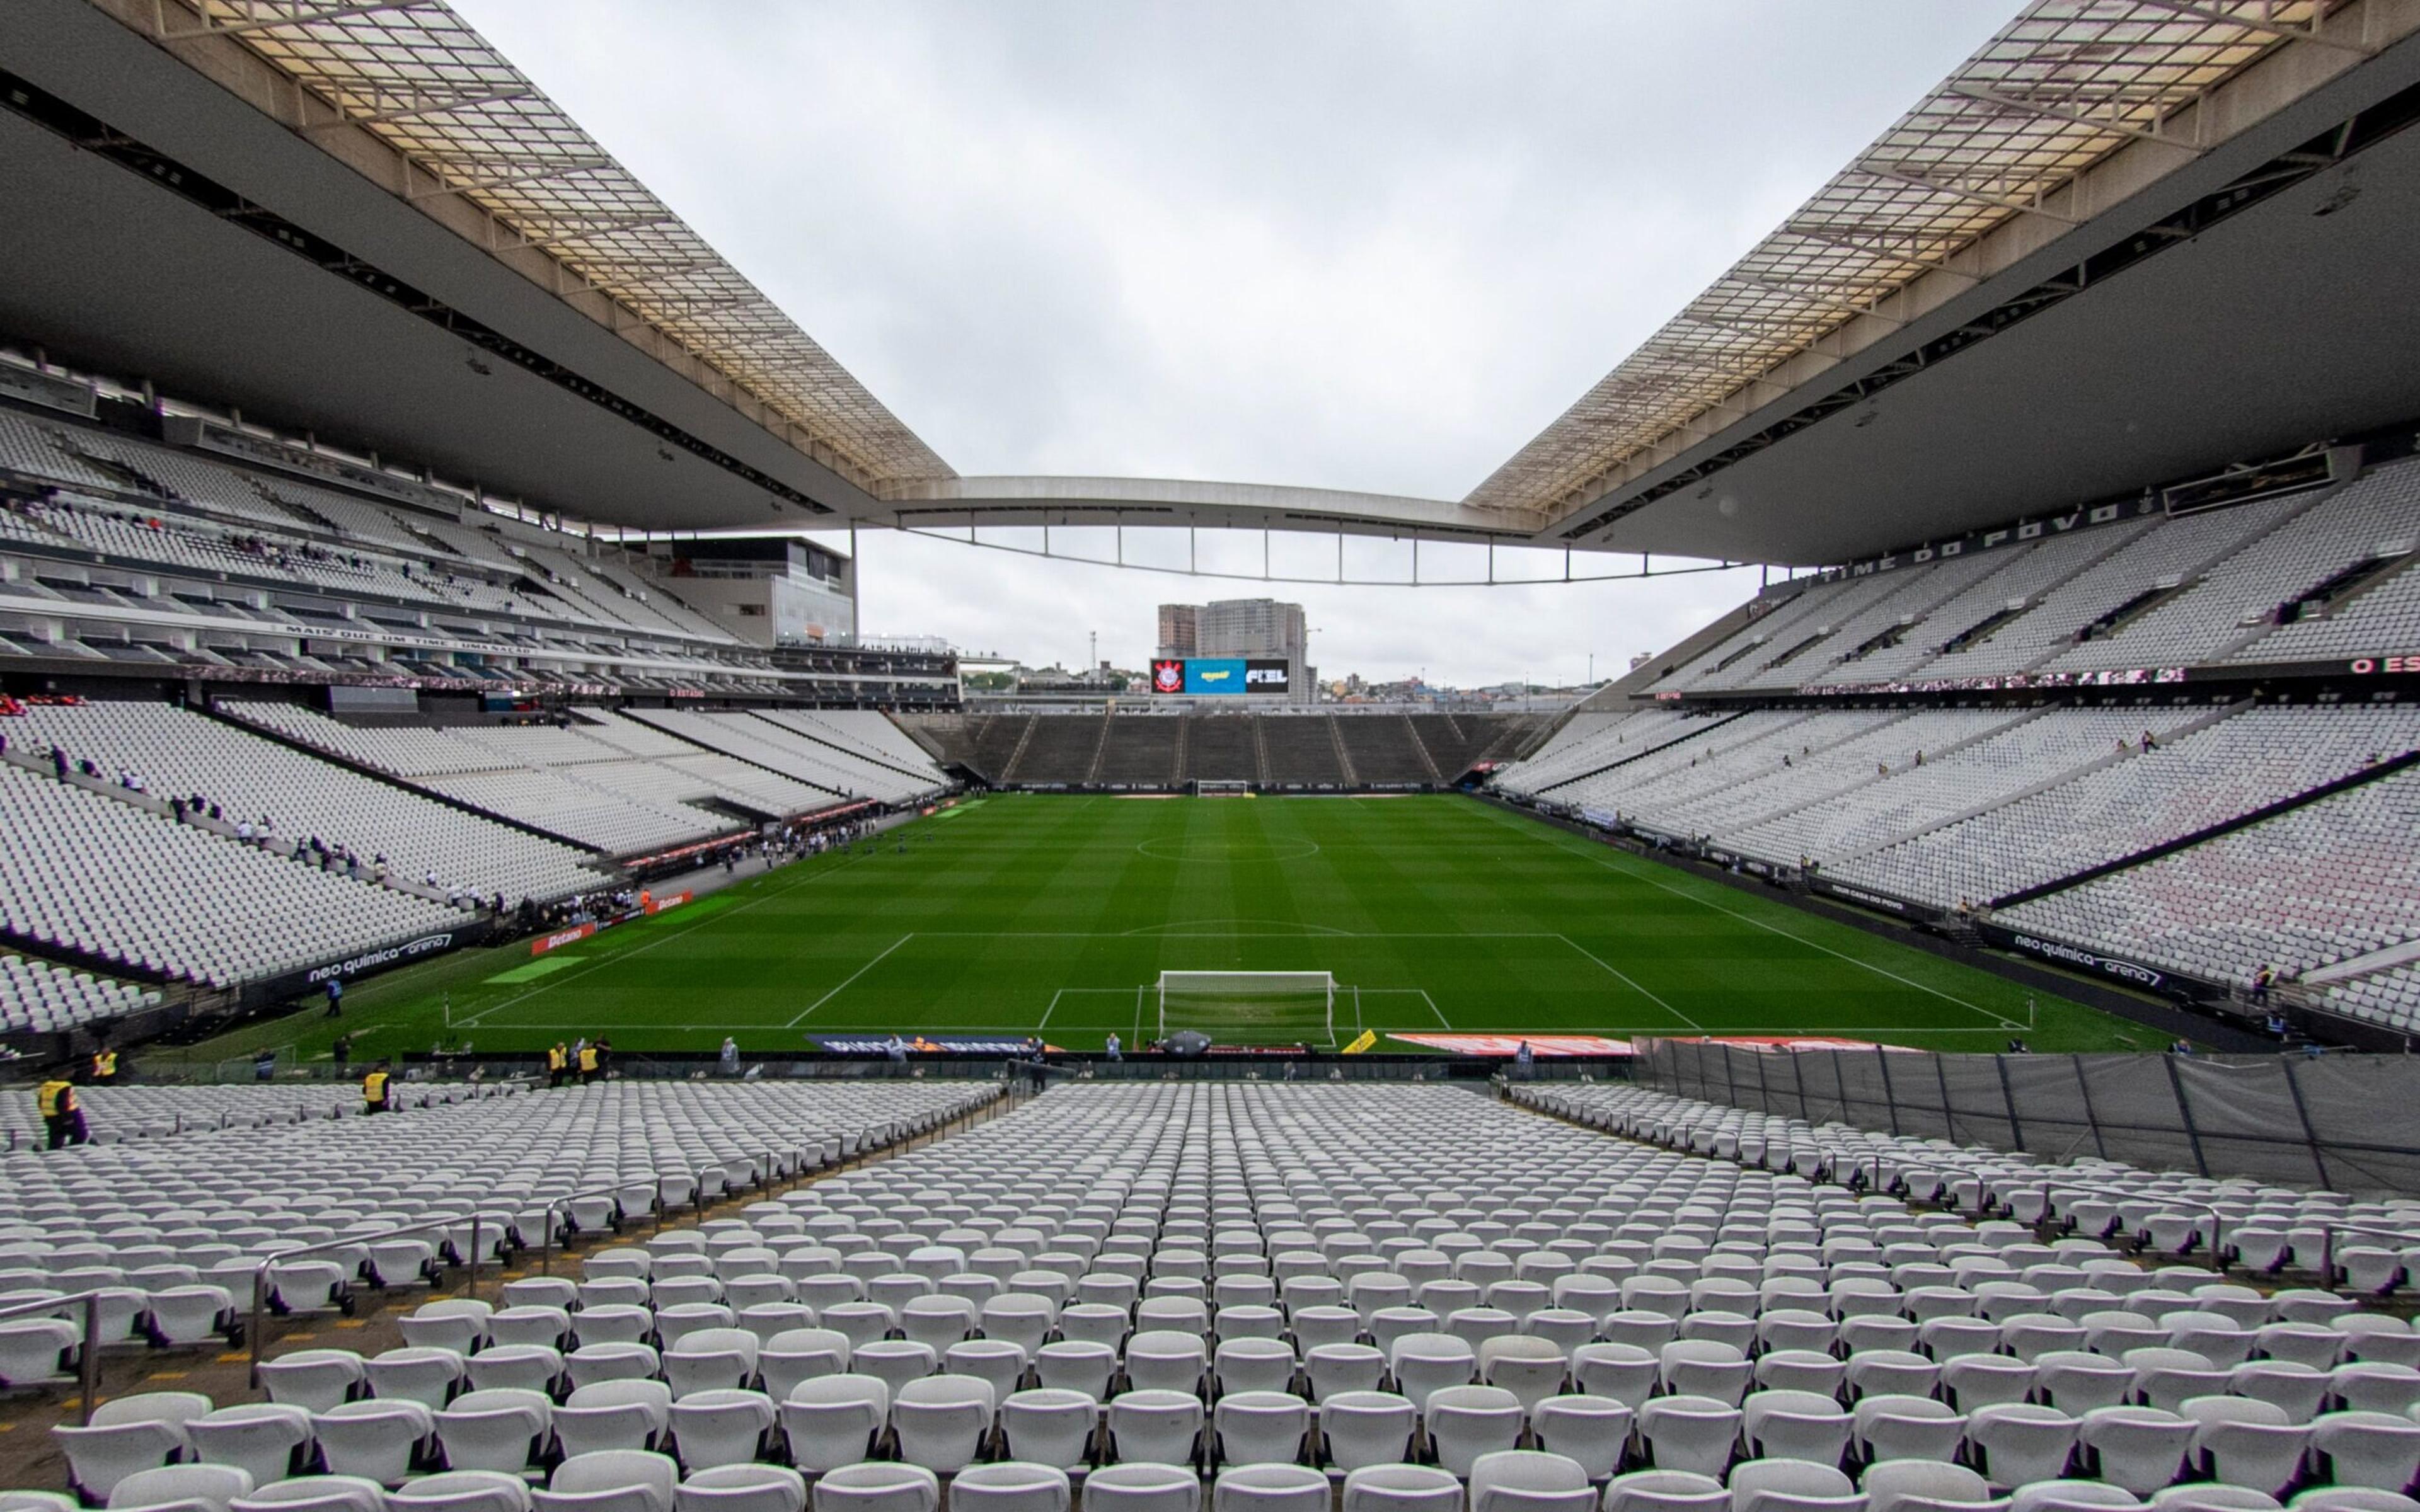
[1185,658,1246,694]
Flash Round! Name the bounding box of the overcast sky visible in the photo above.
[454,0,2014,684]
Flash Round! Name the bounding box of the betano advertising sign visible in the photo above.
[1150,658,1289,695]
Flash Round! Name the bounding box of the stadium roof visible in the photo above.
[2,0,2416,561]
[1466,0,2366,526]
[163,0,953,498]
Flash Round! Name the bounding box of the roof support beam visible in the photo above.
[1735,275,1908,330]
[1777,224,1978,278]
[1943,83,2210,152]
[1851,163,2082,226]
[158,1,421,42]
[299,86,536,133]
[2134,1,2381,54]
[401,157,616,202]
[500,214,682,251]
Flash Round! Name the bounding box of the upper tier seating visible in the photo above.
[0,405,856,701]
[1632,466,2420,697]
[2053,461,2420,673]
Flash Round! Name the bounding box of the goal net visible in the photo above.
[1192,779,1252,796]
[1157,970,1335,1046]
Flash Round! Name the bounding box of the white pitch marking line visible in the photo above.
[785,933,914,1027]
[1557,932,1706,1034]
[1482,806,2020,1031]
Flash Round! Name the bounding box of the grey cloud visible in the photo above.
[455,0,2010,682]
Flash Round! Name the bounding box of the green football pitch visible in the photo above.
[186,793,2158,1063]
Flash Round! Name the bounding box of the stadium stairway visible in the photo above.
[1335,715,1443,788]
[1081,716,1115,786]
[968,717,1033,782]
[1000,716,1102,786]
[1094,718,1182,788]
[1259,715,1345,787]
[1327,718,1359,785]
[1185,716,1258,786]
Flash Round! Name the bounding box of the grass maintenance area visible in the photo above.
[187,794,2157,1064]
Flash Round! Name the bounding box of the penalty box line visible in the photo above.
[1470,805,2024,1033]
[752,929,1684,1034]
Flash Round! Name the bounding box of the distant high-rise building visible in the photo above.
[1155,597,1313,701]
[1156,603,1199,658]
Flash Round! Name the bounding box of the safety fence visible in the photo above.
[1634,1038,2420,1194]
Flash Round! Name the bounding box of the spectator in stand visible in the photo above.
[2141,729,2158,751]
[2250,963,2276,1005]
[51,745,67,782]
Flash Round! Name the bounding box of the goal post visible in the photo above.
[1157,970,1335,1046]
[1192,779,1252,796]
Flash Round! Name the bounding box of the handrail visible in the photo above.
[244,1210,488,1387]
[0,1288,110,1425]
[2307,1220,2420,1290]
[534,1181,665,1279]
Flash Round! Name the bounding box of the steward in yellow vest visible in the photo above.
[38,1080,86,1148]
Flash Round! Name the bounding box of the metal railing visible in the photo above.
[0,1288,107,1425]
[243,1211,494,1387]
[2304,1220,2420,1290]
